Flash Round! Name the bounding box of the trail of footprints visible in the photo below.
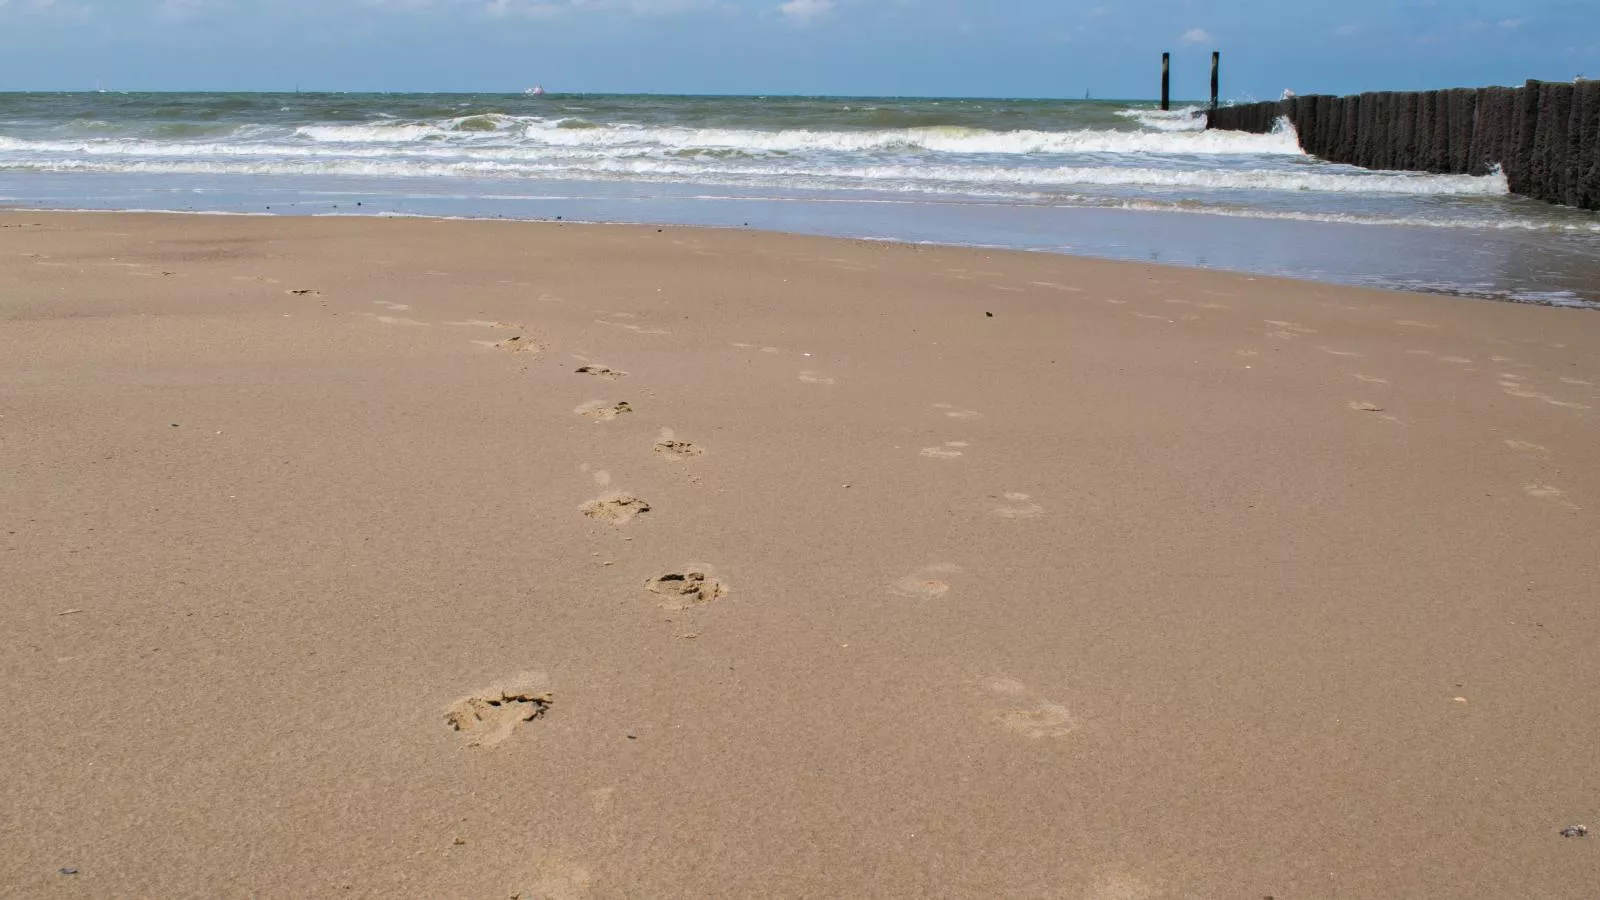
[1247,314,1590,511]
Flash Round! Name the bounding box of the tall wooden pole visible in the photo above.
[1210,51,1220,111]
[1161,53,1171,111]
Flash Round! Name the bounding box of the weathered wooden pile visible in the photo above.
[1206,80,1600,210]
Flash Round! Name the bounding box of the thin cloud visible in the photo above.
[780,0,834,23]
[1179,27,1212,45]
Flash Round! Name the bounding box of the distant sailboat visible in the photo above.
[524,85,546,97]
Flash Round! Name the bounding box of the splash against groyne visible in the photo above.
[1207,80,1600,210]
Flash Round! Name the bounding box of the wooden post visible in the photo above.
[1210,51,1220,111]
[1161,52,1170,111]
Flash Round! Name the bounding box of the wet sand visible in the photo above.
[2,211,1598,899]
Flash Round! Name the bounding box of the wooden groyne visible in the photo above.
[1206,80,1600,210]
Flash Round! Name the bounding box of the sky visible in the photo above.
[0,0,1595,98]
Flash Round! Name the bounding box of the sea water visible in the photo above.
[1,92,1596,306]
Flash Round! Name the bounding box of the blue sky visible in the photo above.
[0,0,1595,98]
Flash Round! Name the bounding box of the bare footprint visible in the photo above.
[919,441,969,459]
[365,314,429,326]
[444,673,553,749]
[515,855,594,900]
[580,493,651,525]
[645,568,729,610]
[1524,483,1580,510]
[983,677,1079,739]
[932,403,982,420]
[492,335,541,353]
[576,365,626,380]
[1264,319,1316,339]
[576,401,634,421]
[653,438,704,460]
[445,318,524,329]
[993,492,1044,519]
[1348,401,1404,424]
[890,563,960,599]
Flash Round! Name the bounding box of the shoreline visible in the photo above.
[5,200,1599,310]
[4,209,1599,898]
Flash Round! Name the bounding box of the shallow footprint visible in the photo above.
[993,492,1044,519]
[580,492,651,525]
[645,568,729,610]
[576,400,634,421]
[919,441,969,459]
[932,403,982,420]
[984,676,1079,739]
[890,563,960,598]
[653,438,704,460]
[576,365,626,380]
[444,672,553,749]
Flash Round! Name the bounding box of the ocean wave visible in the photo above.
[1114,106,1209,133]
[0,150,1512,198]
[286,118,1301,155]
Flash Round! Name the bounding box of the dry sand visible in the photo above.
[2,211,1598,899]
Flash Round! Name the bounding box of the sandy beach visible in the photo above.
[3,210,1599,899]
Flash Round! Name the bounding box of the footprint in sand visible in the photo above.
[1264,319,1316,340]
[653,438,705,460]
[799,371,835,385]
[1504,439,1548,455]
[364,313,429,326]
[1524,483,1580,510]
[1353,373,1389,385]
[983,677,1079,739]
[645,568,730,610]
[515,855,594,900]
[472,334,541,353]
[287,288,321,296]
[890,563,960,598]
[1499,381,1591,410]
[373,300,411,312]
[992,492,1044,519]
[444,672,553,749]
[596,319,670,336]
[580,493,651,525]
[575,365,626,380]
[1348,401,1404,424]
[919,441,969,459]
[576,401,634,421]
[445,319,524,329]
[932,403,982,420]
[1029,281,1084,292]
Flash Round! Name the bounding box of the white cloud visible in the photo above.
[1498,18,1525,29]
[779,0,833,23]
[1179,27,1212,46]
